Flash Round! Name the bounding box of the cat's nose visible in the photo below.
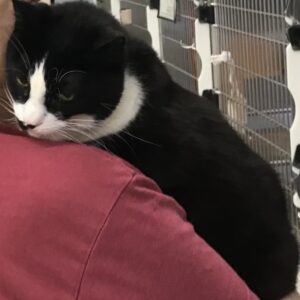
[17,120,36,131]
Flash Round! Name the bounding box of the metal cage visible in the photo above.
[99,0,299,231]
[211,0,298,229]
[121,0,152,45]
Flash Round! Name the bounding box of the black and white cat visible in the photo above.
[5,1,299,299]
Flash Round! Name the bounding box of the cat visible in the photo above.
[5,1,299,299]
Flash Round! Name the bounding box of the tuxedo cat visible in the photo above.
[5,1,299,299]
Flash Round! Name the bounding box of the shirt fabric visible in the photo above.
[0,132,258,300]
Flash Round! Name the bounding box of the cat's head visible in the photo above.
[5,1,142,142]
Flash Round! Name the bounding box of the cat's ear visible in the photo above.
[12,0,50,30]
[12,0,33,14]
[95,35,126,66]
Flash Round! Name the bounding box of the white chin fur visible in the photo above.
[27,113,96,142]
[27,113,66,140]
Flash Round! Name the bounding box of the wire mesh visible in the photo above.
[285,0,300,25]
[211,0,298,229]
[120,0,152,45]
[159,1,201,93]
[100,0,298,230]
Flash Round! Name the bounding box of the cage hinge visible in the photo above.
[149,0,159,10]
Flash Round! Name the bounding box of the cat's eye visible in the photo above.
[16,77,29,88]
[58,93,74,102]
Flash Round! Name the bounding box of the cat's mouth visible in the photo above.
[17,120,36,131]
[15,113,98,142]
[15,116,67,141]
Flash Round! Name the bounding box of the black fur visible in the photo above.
[6,2,299,299]
[288,25,300,50]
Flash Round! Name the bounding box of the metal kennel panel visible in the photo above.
[100,1,202,94]
[120,0,152,45]
[211,0,298,227]
[98,0,298,227]
[285,0,300,25]
[159,1,202,94]
[99,0,152,45]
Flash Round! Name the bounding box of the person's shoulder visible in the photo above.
[0,131,137,181]
[78,171,258,300]
[0,132,140,211]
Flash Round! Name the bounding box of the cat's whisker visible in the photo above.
[0,105,17,125]
[11,35,31,67]
[5,83,14,98]
[64,125,110,151]
[89,138,110,151]
[0,94,11,103]
[0,105,14,116]
[0,68,27,76]
[4,83,15,106]
[122,130,160,147]
[64,125,93,138]
[0,103,15,115]
[4,93,14,109]
[2,115,16,121]
[66,123,95,128]
[101,102,116,107]
[56,129,83,144]
[66,119,96,123]
[66,119,97,131]
[114,133,137,156]
[65,121,136,153]
[4,119,17,125]
[47,67,59,81]
[10,36,30,70]
[1,119,18,127]
[0,98,15,115]
[66,124,95,130]
[58,70,87,83]
[59,127,102,147]
[1,115,16,121]
[62,109,156,149]
[100,103,114,112]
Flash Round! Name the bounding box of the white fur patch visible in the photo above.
[13,67,143,142]
[14,58,47,126]
[28,114,66,139]
[68,114,96,129]
[78,71,144,142]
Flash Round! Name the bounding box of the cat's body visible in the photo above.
[103,60,299,300]
[5,2,299,299]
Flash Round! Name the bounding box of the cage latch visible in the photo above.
[288,25,300,51]
[198,2,215,24]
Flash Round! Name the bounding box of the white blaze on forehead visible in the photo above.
[14,58,47,126]
[29,59,46,104]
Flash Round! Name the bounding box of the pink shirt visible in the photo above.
[0,132,258,300]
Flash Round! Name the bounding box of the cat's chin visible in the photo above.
[27,130,66,142]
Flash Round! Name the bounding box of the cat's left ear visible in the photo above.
[95,35,126,66]
[12,0,50,31]
[12,0,49,18]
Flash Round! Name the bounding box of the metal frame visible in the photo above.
[287,45,300,212]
